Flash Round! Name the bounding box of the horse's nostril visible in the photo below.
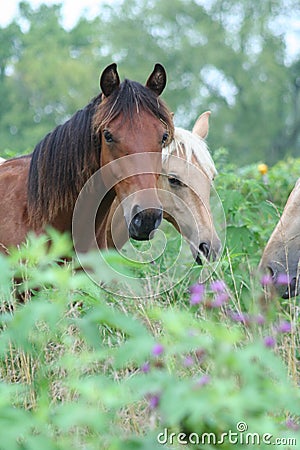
[199,242,210,259]
[129,206,163,240]
[154,208,163,229]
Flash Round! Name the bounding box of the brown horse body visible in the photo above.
[0,64,174,253]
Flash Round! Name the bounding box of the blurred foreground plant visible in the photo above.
[0,230,298,449]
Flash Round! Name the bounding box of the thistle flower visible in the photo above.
[211,292,229,307]
[260,274,273,286]
[183,355,194,367]
[229,311,250,324]
[276,273,290,285]
[141,362,150,373]
[148,394,160,409]
[196,374,211,387]
[189,283,205,305]
[152,343,164,357]
[264,336,276,348]
[276,320,292,334]
[210,279,227,293]
[285,418,300,430]
[254,314,265,325]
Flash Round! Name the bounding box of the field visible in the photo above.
[0,153,299,450]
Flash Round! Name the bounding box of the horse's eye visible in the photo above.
[103,130,113,143]
[162,131,169,145]
[168,176,184,187]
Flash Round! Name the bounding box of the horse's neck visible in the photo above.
[51,210,73,233]
[100,197,128,250]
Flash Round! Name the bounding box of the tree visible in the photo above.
[0,0,299,165]
[0,2,107,155]
[95,0,300,164]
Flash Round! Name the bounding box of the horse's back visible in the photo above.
[0,156,32,250]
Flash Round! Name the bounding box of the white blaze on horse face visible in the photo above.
[260,177,300,296]
[160,150,218,261]
[160,113,220,261]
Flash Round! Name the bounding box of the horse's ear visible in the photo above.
[192,111,211,139]
[145,63,167,96]
[100,63,120,97]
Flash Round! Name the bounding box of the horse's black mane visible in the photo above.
[27,78,174,228]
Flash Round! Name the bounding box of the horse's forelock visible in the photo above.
[163,127,217,180]
[93,79,174,136]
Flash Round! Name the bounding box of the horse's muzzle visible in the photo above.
[129,206,163,240]
[282,277,298,299]
[266,263,299,299]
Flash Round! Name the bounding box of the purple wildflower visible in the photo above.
[148,394,160,409]
[141,362,150,373]
[190,283,205,294]
[261,274,273,286]
[152,343,164,357]
[264,336,276,348]
[189,283,205,305]
[211,292,229,308]
[229,311,249,324]
[286,419,300,431]
[196,374,211,387]
[276,320,292,334]
[210,279,227,293]
[190,293,203,305]
[276,273,290,285]
[183,355,194,367]
[254,314,265,325]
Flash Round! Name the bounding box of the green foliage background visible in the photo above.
[1,0,300,164]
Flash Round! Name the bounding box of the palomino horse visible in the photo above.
[100,112,221,264]
[259,178,300,298]
[0,64,174,252]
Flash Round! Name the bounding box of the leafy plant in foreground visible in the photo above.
[0,231,299,450]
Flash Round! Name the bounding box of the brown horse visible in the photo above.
[259,178,300,298]
[0,64,174,253]
[98,112,221,264]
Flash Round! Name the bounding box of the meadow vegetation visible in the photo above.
[0,153,299,449]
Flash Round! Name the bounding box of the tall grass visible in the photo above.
[0,157,299,449]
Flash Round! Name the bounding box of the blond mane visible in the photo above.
[162,127,217,180]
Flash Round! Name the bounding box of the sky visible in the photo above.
[0,0,114,30]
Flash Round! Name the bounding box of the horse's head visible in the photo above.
[93,63,174,240]
[160,112,221,264]
[259,178,300,298]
